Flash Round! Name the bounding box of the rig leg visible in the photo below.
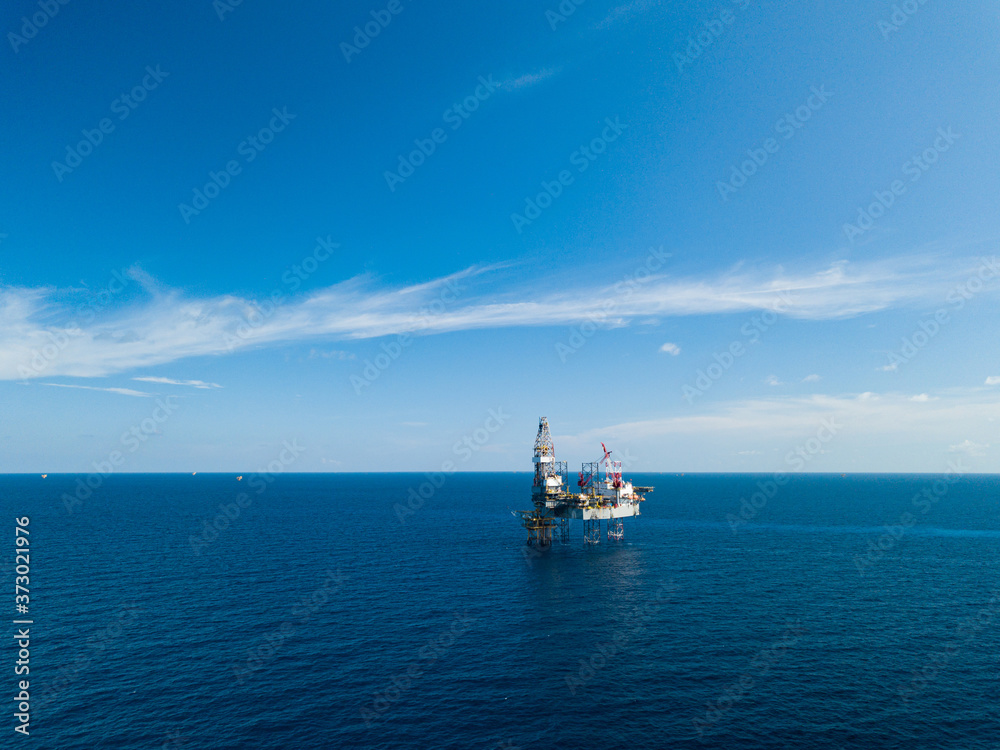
[608,519,624,541]
[584,519,601,545]
[559,518,569,544]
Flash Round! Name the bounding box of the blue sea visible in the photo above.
[4,472,1000,749]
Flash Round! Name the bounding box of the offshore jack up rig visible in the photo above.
[513,417,653,546]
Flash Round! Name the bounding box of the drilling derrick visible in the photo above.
[514,417,653,546]
[521,417,568,546]
[532,417,567,501]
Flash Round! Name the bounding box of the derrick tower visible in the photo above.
[524,417,568,545]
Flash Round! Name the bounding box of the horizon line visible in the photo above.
[3,470,997,476]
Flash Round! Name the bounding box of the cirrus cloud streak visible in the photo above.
[1,255,993,380]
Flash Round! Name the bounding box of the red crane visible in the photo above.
[578,443,623,489]
[601,442,623,488]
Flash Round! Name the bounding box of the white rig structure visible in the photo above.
[514,417,653,545]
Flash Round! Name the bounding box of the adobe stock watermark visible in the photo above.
[726,417,842,532]
[350,278,464,393]
[896,588,1000,706]
[178,107,296,223]
[717,85,833,202]
[61,396,183,515]
[156,730,191,750]
[673,0,752,74]
[394,408,510,524]
[360,612,477,727]
[546,0,586,30]
[555,245,671,362]
[223,235,339,352]
[878,0,931,40]
[842,126,958,242]
[853,459,969,576]
[510,116,627,234]
[213,0,246,21]
[188,439,306,555]
[681,291,794,403]
[7,0,71,53]
[879,257,999,372]
[384,75,499,192]
[692,621,805,738]
[51,65,170,182]
[231,567,348,685]
[565,581,677,695]
[340,0,406,63]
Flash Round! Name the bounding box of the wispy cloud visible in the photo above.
[559,388,1000,447]
[765,375,784,386]
[500,68,560,91]
[986,376,1000,385]
[802,374,821,382]
[132,376,222,389]
[40,383,152,397]
[659,342,681,355]
[2,255,994,380]
[949,439,989,456]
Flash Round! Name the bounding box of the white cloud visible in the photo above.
[765,375,783,386]
[537,387,1000,472]
[986,376,1000,385]
[500,68,559,91]
[802,374,821,382]
[559,389,1000,446]
[40,383,152,397]
[949,439,989,456]
[910,393,931,402]
[659,342,681,355]
[1,255,994,380]
[133,376,222,389]
[737,450,762,455]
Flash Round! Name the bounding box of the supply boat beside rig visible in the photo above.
[513,417,653,545]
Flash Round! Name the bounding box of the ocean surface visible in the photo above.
[3,472,1000,749]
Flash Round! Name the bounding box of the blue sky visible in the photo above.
[2,0,1000,472]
